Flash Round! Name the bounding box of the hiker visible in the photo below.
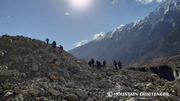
[59,45,63,53]
[45,38,49,44]
[52,41,56,48]
[103,60,106,68]
[91,58,94,67]
[96,61,100,69]
[88,60,92,67]
[118,61,122,70]
[114,60,117,70]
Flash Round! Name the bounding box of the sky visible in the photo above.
[0,0,165,51]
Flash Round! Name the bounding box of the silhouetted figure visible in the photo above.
[52,41,56,48]
[103,60,106,68]
[91,58,94,67]
[118,61,122,70]
[59,45,63,53]
[88,60,91,67]
[114,60,117,69]
[96,61,100,69]
[46,38,49,44]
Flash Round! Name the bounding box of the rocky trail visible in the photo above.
[0,35,180,101]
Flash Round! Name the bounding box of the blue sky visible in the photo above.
[0,0,165,51]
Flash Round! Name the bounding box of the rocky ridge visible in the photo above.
[0,35,180,101]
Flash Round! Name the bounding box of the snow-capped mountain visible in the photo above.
[69,0,180,65]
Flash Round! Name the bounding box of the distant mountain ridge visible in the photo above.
[69,0,180,65]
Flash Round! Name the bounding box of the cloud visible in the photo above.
[74,40,88,47]
[111,0,118,4]
[156,0,165,3]
[135,0,165,4]
[65,12,70,15]
[7,16,10,18]
[93,32,104,39]
[135,0,153,4]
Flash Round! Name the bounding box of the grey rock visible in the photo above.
[64,72,70,78]
[31,63,39,72]
[65,82,76,88]
[0,51,4,57]
[59,77,66,83]
[14,87,21,94]
[0,69,11,77]
[48,88,59,96]
[21,73,27,78]
[28,89,39,97]
[68,66,79,73]
[1,91,14,101]
[64,94,79,101]
[3,84,10,90]
[75,89,88,99]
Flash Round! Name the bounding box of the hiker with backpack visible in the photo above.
[46,38,49,44]
[88,60,92,67]
[59,45,63,53]
[91,58,94,67]
[118,61,122,70]
[114,60,118,70]
[96,60,100,69]
[52,41,56,48]
[103,60,106,68]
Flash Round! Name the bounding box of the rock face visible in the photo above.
[1,35,180,101]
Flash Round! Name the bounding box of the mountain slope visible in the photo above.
[69,0,180,65]
[2,35,180,100]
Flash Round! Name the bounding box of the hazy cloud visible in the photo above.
[7,16,10,18]
[93,32,104,39]
[156,0,165,3]
[111,0,118,4]
[135,0,165,4]
[74,40,88,47]
[135,0,153,4]
[65,12,70,15]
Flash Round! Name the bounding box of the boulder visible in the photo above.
[3,84,10,90]
[0,51,4,57]
[14,87,21,94]
[67,66,79,73]
[48,88,59,96]
[65,82,76,88]
[75,89,88,99]
[31,63,39,72]
[0,69,11,77]
[21,73,27,78]
[28,89,39,97]
[1,91,14,101]
[59,77,66,83]
[64,72,70,78]
[146,83,153,89]
[64,94,79,101]
[50,75,56,81]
